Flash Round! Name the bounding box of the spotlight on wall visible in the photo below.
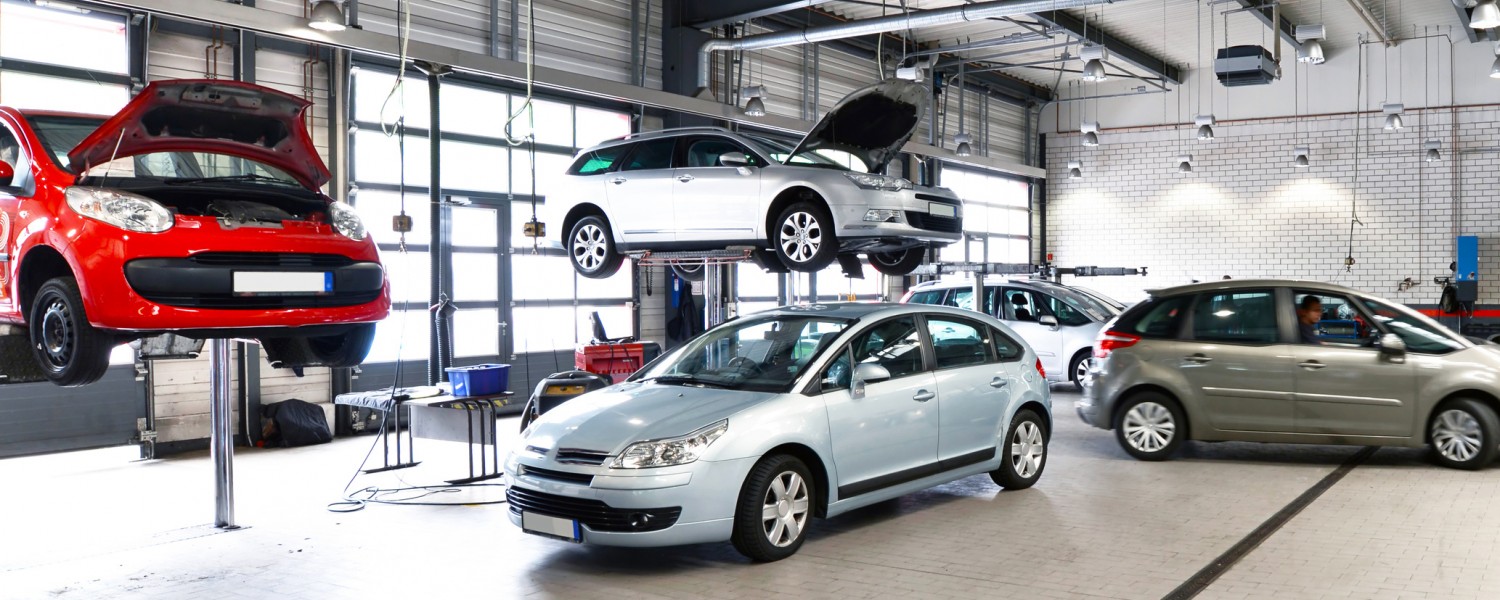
[954,133,974,157]
[1176,154,1194,173]
[1195,115,1216,141]
[1080,45,1109,82]
[1425,140,1442,162]
[308,0,347,32]
[1295,25,1327,65]
[1382,103,1405,131]
[1081,121,1100,147]
[740,85,767,117]
[1293,146,1311,168]
[1491,54,1500,79]
[1472,0,1500,29]
[1067,160,1083,179]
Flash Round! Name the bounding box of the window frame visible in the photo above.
[678,135,764,169]
[1290,289,1380,349]
[617,137,677,172]
[1185,288,1284,346]
[844,315,931,383]
[924,315,998,371]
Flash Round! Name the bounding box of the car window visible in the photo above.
[927,317,993,369]
[850,317,925,379]
[990,326,1024,361]
[1192,290,1278,343]
[0,123,30,191]
[684,137,757,168]
[1042,293,1091,326]
[819,345,853,392]
[906,289,946,306]
[568,145,629,175]
[619,138,675,172]
[945,289,976,312]
[1124,295,1190,338]
[1002,289,1043,322]
[1357,297,1467,354]
[1293,291,1375,347]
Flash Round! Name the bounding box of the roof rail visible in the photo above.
[622,126,735,140]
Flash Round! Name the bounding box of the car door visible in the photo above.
[603,138,677,245]
[671,136,761,243]
[1178,289,1299,433]
[820,316,939,497]
[926,315,1011,463]
[1000,287,1063,377]
[0,120,30,315]
[1290,290,1419,437]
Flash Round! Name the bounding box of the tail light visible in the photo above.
[1094,330,1141,359]
[1034,358,1045,379]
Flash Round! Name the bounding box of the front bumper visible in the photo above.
[826,188,964,248]
[504,452,758,548]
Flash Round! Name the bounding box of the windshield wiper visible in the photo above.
[166,174,298,186]
[643,375,735,389]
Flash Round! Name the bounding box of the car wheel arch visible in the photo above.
[1068,348,1093,381]
[17,245,75,318]
[1113,384,1190,439]
[758,442,831,518]
[560,203,609,245]
[763,186,829,247]
[1425,391,1500,443]
[1014,400,1052,441]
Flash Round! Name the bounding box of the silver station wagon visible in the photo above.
[505,303,1051,561]
[1081,279,1500,470]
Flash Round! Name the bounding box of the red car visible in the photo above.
[0,80,389,386]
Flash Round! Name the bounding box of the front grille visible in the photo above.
[906,211,962,234]
[555,449,611,465]
[522,466,594,486]
[507,486,681,533]
[915,193,959,205]
[189,252,354,268]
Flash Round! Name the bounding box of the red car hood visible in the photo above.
[67,79,330,189]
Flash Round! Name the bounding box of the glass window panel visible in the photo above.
[352,69,430,130]
[368,310,430,362]
[577,267,631,300]
[0,2,127,74]
[352,129,430,187]
[928,317,992,368]
[850,317,924,379]
[619,138,674,171]
[512,306,577,353]
[452,253,499,301]
[352,190,429,246]
[738,264,781,299]
[506,98,573,147]
[1191,291,1279,343]
[439,84,509,138]
[378,249,431,304]
[512,254,573,300]
[440,139,507,193]
[109,345,134,365]
[575,107,632,148]
[1357,297,1466,354]
[512,150,577,199]
[451,206,498,247]
[0,72,128,114]
[453,309,501,358]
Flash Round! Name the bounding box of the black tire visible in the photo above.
[567,215,625,279]
[1428,398,1500,470]
[1440,284,1460,314]
[868,246,927,276]
[1113,392,1186,461]
[28,277,114,387]
[990,409,1048,490]
[731,454,815,562]
[261,323,377,369]
[670,263,706,282]
[1068,351,1093,392]
[771,202,837,273]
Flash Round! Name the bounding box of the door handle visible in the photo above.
[609,177,627,185]
[676,174,695,182]
[990,377,1009,388]
[1298,361,1327,370]
[912,389,936,402]
[1183,354,1213,364]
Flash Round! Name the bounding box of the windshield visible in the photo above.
[25,114,300,186]
[1070,286,1126,312]
[743,135,862,171]
[634,315,849,393]
[1356,296,1468,354]
[1050,286,1119,319]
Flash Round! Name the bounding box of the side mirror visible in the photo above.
[0,161,13,187]
[850,363,891,400]
[719,152,750,167]
[1039,314,1059,328]
[1378,333,1406,356]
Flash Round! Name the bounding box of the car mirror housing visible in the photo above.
[0,160,13,186]
[853,363,891,384]
[719,152,750,167]
[1039,314,1059,328]
[1379,333,1406,356]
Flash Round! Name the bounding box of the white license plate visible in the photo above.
[233,271,332,295]
[928,202,957,218]
[522,511,582,542]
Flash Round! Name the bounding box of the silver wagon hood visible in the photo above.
[786,79,929,173]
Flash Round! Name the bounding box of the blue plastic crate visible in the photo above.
[445,363,510,397]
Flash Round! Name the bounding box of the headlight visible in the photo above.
[611,420,727,469]
[863,209,901,223]
[65,187,173,233]
[843,172,913,191]
[328,201,367,240]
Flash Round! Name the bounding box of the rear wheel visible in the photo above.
[261,323,377,369]
[868,246,927,276]
[772,202,837,273]
[567,215,625,279]
[990,409,1047,489]
[28,277,113,387]
[1429,399,1500,470]
[1114,392,1185,461]
[731,454,814,562]
[1069,351,1093,391]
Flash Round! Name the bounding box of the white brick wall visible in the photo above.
[1044,106,1496,307]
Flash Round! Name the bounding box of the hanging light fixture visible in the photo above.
[1080,121,1100,147]
[740,86,767,117]
[954,133,974,157]
[1177,154,1194,173]
[1293,146,1311,168]
[1295,25,1327,65]
[1067,160,1083,179]
[1080,46,1110,82]
[1425,140,1442,162]
[1383,103,1405,130]
[1472,0,1500,29]
[1195,115,1216,141]
[1491,55,1500,78]
[308,0,347,32]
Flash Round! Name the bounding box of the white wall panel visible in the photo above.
[255,47,331,164]
[530,0,662,89]
[146,27,218,81]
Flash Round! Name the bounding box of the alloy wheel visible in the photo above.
[1122,401,1176,453]
[1432,409,1483,463]
[778,212,822,264]
[1075,358,1092,384]
[1011,421,1045,478]
[760,470,810,547]
[572,223,606,270]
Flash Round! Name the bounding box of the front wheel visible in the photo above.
[1429,399,1500,470]
[567,215,625,279]
[731,454,815,562]
[1114,392,1185,461]
[991,409,1047,489]
[868,246,927,276]
[28,276,114,387]
[772,202,837,273]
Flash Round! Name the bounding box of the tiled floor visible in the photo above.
[1,390,1496,600]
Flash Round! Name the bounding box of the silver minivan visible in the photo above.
[903,278,1122,388]
[1082,279,1500,470]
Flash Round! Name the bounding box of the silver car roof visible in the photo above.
[740,302,1006,324]
[1147,279,1367,298]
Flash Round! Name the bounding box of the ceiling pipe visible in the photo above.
[694,0,1121,94]
[902,31,1053,58]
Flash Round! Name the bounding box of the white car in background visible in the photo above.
[902,278,1123,389]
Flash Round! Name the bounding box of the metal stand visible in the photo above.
[208,338,239,529]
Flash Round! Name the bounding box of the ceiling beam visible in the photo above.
[1029,9,1181,84]
[682,0,838,29]
[1452,1,1481,43]
[1232,0,1308,51]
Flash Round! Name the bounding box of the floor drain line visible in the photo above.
[1161,445,1378,600]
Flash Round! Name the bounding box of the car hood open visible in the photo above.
[523,382,775,457]
[786,79,929,173]
[67,79,331,189]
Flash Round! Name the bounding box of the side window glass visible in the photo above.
[1293,291,1374,346]
[1191,291,1278,343]
[907,290,946,306]
[1127,296,1190,338]
[1357,297,1466,354]
[927,318,993,369]
[569,145,629,175]
[1044,294,1089,326]
[0,125,29,189]
[850,317,925,379]
[1003,289,1039,322]
[944,289,976,312]
[685,138,754,168]
[819,346,852,392]
[620,138,675,172]
[990,327,1024,361]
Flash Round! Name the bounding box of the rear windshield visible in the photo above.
[567,144,630,175]
[1118,295,1190,339]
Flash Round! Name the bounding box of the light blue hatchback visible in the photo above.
[505,302,1052,561]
